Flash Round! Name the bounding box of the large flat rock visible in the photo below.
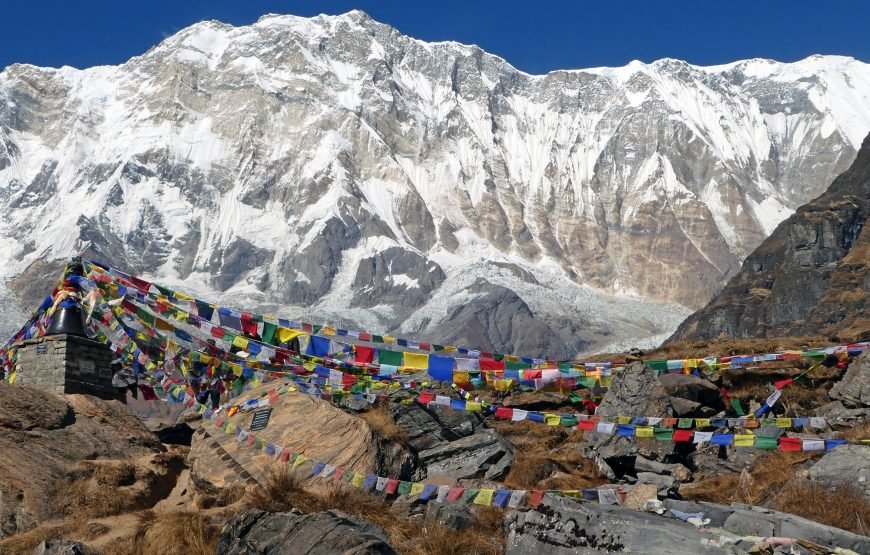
[189,384,414,493]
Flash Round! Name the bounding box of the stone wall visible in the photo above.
[14,334,115,399]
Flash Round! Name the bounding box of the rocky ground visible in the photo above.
[1,344,868,554]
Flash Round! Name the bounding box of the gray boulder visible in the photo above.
[581,362,673,478]
[418,428,514,481]
[216,509,398,555]
[815,400,870,428]
[504,494,736,554]
[808,444,870,500]
[659,374,722,407]
[720,504,870,553]
[829,353,870,407]
[390,399,514,480]
[32,541,92,555]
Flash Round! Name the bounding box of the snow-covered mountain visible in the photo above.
[2,10,870,357]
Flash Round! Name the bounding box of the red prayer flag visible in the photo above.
[139,384,158,401]
[774,378,794,390]
[779,437,802,452]
[359,332,372,342]
[279,449,291,462]
[495,407,513,420]
[672,430,693,442]
[578,420,596,431]
[210,326,226,339]
[417,392,435,405]
[385,478,400,494]
[334,468,346,482]
[355,346,375,364]
[479,358,506,371]
[446,486,464,502]
[241,312,258,336]
[530,490,545,507]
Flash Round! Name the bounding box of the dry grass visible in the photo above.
[684,451,818,506]
[245,468,321,513]
[50,465,141,518]
[245,470,505,554]
[360,404,408,443]
[775,480,870,536]
[835,421,870,442]
[101,510,221,555]
[0,521,85,555]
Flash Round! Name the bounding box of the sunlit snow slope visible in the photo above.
[2,10,870,356]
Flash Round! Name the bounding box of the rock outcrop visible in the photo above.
[669,132,870,343]
[506,494,870,555]
[389,398,515,481]
[216,509,398,555]
[580,362,673,478]
[808,444,870,501]
[829,352,870,408]
[188,385,416,494]
[0,383,162,537]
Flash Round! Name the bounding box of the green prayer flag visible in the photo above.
[372,335,384,343]
[678,418,694,429]
[646,360,668,372]
[342,470,355,483]
[136,307,155,326]
[654,428,674,441]
[378,349,404,366]
[433,344,445,351]
[731,397,745,416]
[506,360,532,370]
[755,436,779,450]
[397,481,412,495]
[560,415,579,427]
[262,322,277,345]
[461,488,480,503]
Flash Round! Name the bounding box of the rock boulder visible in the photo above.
[216,509,398,554]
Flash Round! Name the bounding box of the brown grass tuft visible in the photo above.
[0,522,84,555]
[775,480,870,536]
[684,451,818,506]
[245,468,321,513]
[102,510,221,555]
[360,404,407,443]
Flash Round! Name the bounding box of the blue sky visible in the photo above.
[1,1,868,73]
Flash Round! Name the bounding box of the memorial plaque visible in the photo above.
[78,360,95,373]
[250,407,273,431]
[36,344,47,355]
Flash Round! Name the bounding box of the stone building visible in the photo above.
[13,334,115,399]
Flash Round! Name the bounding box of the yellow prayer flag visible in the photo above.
[226,423,236,433]
[277,327,304,343]
[444,345,458,352]
[293,455,308,467]
[635,426,654,438]
[775,418,792,428]
[454,372,470,384]
[734,434,755,447]
[545,414,561,426]
[474,489,495,506]
[617,416,632,425]
[231,363,242,377]
[695,418,711,428]
[232,335,250,351]
[383,336,396,343]
[493,379,514,392]
[410,482,425,496]
[465,401,482,412]
[351,473,365,488]
[8,371,16,384]
[404,353,429,369]
[175,291,193,301]
[323,326,336,336]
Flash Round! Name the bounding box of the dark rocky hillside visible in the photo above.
[668,133,870,343]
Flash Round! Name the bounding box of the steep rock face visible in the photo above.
[669,133,870,343]
[2,11,870,354]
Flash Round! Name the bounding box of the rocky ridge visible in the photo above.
[668,132,870,343]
